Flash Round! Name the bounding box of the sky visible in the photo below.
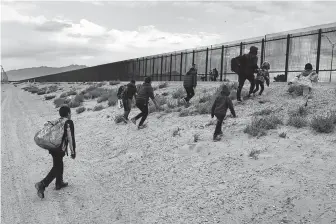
[1,0,336,71]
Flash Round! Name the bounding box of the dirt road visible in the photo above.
[1,84,107,224]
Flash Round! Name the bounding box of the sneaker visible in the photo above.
[131,118,136,125]
[237,98,242,102]
[55,182,68,190]
[35,182,45,199]
[138,124,147,130]
[213,135,221,142]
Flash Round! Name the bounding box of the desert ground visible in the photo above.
[1,80,336,224]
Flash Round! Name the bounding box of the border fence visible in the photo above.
[22,23,336,83]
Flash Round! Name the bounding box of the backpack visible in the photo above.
[231,55,243,74]
[121,85,128,99]
[34,118,67,151]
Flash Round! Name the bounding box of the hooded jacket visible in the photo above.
[136,83,154,104]
[239,53,259,78]
[124,82,137,100]
[183,68,197,88]
[211,86,236,117]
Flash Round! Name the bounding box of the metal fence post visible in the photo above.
[160,55,163,82]
[316,29,322,75]
[205,48,209,81]
[192,50,195,64]
[260,38,265,67]
[240,42,243,56]
[152,57,155,80]
[285,34,290,82]
[180,52,183,81]
[170,54,173,81]
[220,45,224,81]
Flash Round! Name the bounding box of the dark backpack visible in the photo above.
[231,55,243,74]
[117,85,126,99]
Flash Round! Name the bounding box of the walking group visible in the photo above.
[34,45,319,199]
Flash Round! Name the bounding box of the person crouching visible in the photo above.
[211,85,237,141]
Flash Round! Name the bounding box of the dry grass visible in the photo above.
[108,94,118,107]
[287,116,308,128]
[311,114,335,133]
[288,85,303,96]
[193,133,200,142]
[288,105,308,117]
[158,82,168,89]
[76,107,86,114]
[93,105,104,111]
[172,88,185,99]
[244,115,283,137]
[44,95,56,100]
[254,108,274,116]
[279,132,287,138]
[109,80,121,86]
[53,98,71,108]
[179,108,191,117]
[114,114,125,124]
[249,149,261,160]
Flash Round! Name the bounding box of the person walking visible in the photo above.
[35,105,76,199]
[235,46,259,102]
[122,80,137,122]
[183,63,198,104]
[131,77,159,129]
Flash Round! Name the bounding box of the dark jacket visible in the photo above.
[60,119,76,156]
[136,83,154,104]
[183,68,197,88]
[211,86,236,117]
[124,82,137,100]
[239,53,259,78]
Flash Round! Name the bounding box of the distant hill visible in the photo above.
[6,65,87,81]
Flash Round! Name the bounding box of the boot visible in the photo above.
[55,181,68,190]
[35,181,45,199]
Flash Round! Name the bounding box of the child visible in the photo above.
[288,63,318,106]
[131,77,159,129]
[211,85,237,141]
[35,105,76,199]
[253,61,270,96]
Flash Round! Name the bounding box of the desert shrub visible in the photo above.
[148,104,157,114]
[68,100,81,108]
[254,108,274,116]
[199,94,212,103]
[274,74,286,82]
[53,98,70,108]
[93,105,104,111]
[279,132,287,138]
[193,133,200,142]
[155,95,167,107]
[172,88,185,99]
[311,115,335,133]
[44,95,56,100]
[107,94,118,107]
[109,80,120,86]
[173,127,181,137]
[76,107,86,114]
[195,102,210,114]
[165,108,173,113]
[67,90,77,96]
[179,109,191,117]
[249,149,261,160]
[288,105,308,117]
[90,88,107,99]
[114,114,125,124]
[37,89,47,95]
[244,115,283,137]
[47,85,58,93]
[328,110,336,124]
[162,92,169,96]
[60,92,68,98]
[287,116,308,128]
[27,86,40,94]
[97,82,105,87]
[74,94,84,103]
[288,85,303,96]
[158,82,168,89]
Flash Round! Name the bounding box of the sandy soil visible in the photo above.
[1,81,336,224]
